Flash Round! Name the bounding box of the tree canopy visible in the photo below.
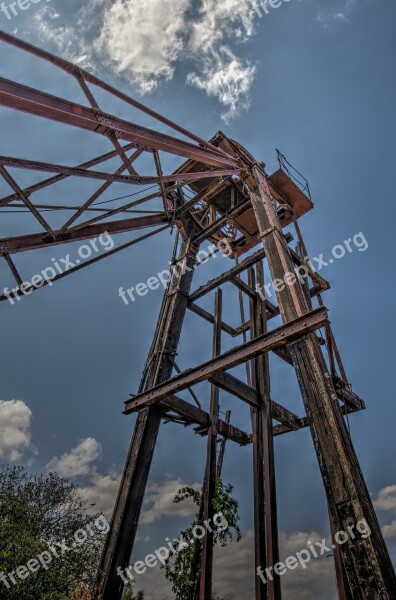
[0,465,106,599]
[163,479,240,600]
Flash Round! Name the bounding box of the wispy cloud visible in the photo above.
[30,0,259,121]
[186,0,257,121]
[317,0,357,28]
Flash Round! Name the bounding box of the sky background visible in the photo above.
[0,0,396,598]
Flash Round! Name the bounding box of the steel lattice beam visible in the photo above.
[0,214,167,255]
[0,78,239,170]
[123,307,328,414]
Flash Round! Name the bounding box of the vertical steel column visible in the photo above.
[249,264,281,600]
[328,506,354,600]
[216,410,231,479]
[96,222,200,600]
[295,242,352,600]
[199,289,222,600]
[250,168,396,599]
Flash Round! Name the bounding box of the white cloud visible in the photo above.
[373,484,396,541]
[46,437,102,477]
[78,471,121,516]
[31,0,258,120]
[95,0,190,93]
[212,529,337,600]
[141,479,200,524]
[279,530,337,600]
[187,49,256,122]
[186,0,257,120]
[374,485,396,512]
[317,0,357,28]
[31,16,94,70]
[129,528,338,600]
[45,434,118,515]
[0,400,35,462]
[382,520,396,541]
[77,476,199,521]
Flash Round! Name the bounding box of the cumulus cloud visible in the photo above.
[374,484,396,541]
[141,479,200,524]
[382,520,396,541]
[31,0,259,120]
[46,437,102,477]
[279,530,337,599]
[95,0,190,93]
[212,529,337,600]
[44,439,199,521]
[0,400,35,462]
[45,435,118,515]
[78,471,121,516]
[374,485,396,512]
[77,475,199,520]
[127,528,338,600]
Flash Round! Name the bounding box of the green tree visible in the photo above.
[163,479,240,600]
[0,465,105,599]
[121,584,145,600]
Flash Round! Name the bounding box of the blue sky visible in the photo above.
[1,1,396,598]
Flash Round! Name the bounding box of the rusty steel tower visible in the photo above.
[0,30,395,600]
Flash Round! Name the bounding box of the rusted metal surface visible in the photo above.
[250,167,396,598]
[0,166,57,238]
[0,33,240,294]
[123,307,328,414]
[0,226,170,303]
[0,215,168,255]
[188,302,236,336]
[250,264,281,600]
[96,223,201,600]
[163,395,250,446]
[268,168,313,224]
[174,132,314,257]
[0,143,138,205]
[0,77,237,169]
[0,154,237,186]
[199,289,222,600]
[272,401,364,437]
[0,30,233,160]
[189,247,266,302]
[216,410,231,478]
[1,31,393,600]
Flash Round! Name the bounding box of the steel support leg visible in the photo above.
[199,289,222,600]
[250,168,396,599]
[249,264,281,600]
[96,225,200,599]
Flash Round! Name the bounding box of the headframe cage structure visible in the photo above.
[0,30,395,600]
